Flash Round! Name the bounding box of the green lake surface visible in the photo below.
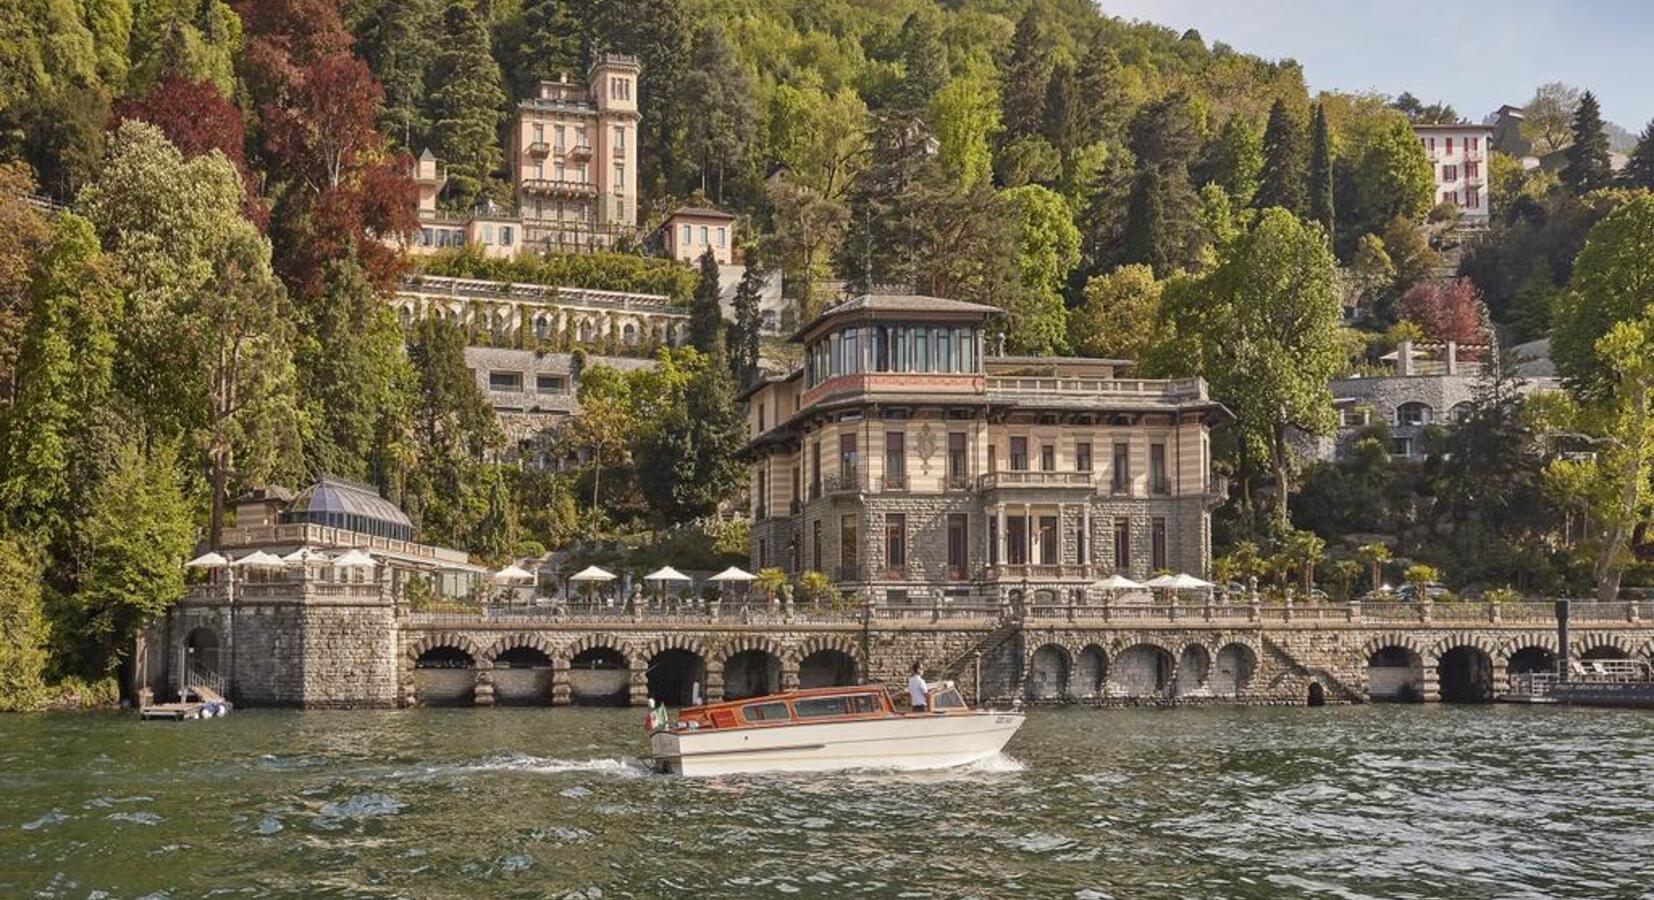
[3,705,1652,898]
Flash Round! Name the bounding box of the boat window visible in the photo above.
[931,688,965,710]
[794,696,852,718]
[846,694,880,714]
[742,701,791,723]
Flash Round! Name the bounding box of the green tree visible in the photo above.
[730,251,765,385]
[680,23,756,203]
[569,362,638,511]
[1521,81,1580,155]
[1345,111,1435,237]
[1212,115,1263,205]
[637,348,745,523]
[1553,194,1654,401]
[0,538,49,710]
[73,441,193,675]
[1255,99,1306,216]
[427,0,506,209]
[353,0,442,148]
[403,316,505,548]
[1378,216,1438,292]
[1621,120,1654,191]
[1508,257,1559,343]
[1561,90,1612,194]
[495,0,582,102]
[1356,542,1391,593]
[1158,209,1344,529]
[1069,263,1162,361]
[127,0,239,97]
[892,9,947,116]
[1306,103,1334,239]
[689,248,724,353]
[1001,185,1077,355]
[1075,32,1128,145]
[999,6,1050,144]
[1119,92,1202,275]
[930,64,999,191]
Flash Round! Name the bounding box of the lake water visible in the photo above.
[3,705,1652,898]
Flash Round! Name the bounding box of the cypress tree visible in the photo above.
[1620,119,1654,191]
[893,11,947,115]
[1075,32,1126,145]
[427,0,506,209]
[1122,167,1170,276]
[689,248,724,353]
[1561,90,1612,194]
[353,0,441,149]
[1255,99,1307,216]
[1000,6,1050,143]
[730,250,765,386]
[1307,103,1334,240]
[1041,61,1080,159]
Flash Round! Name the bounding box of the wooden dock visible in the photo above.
[140,685,231,721]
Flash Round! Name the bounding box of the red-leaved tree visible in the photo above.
[1397,277,1488,344]
[113,76,268,228]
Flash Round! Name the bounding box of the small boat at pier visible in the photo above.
[648,683,1024,776]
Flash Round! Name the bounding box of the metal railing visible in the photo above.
[881,473,908,491]
[822,470,863,495]
[985,376,1207,402]
[521,178,598,196]
[978,471,1092,490]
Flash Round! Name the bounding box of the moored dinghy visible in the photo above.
[648,683,1024,776]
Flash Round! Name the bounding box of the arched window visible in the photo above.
[1396,402,1433,426]
[622,322,637,344]
[1449,401,1475,423]
[534,315,551,339]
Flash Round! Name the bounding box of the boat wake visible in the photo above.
[402,751,650,780]
[966,752,1026,773]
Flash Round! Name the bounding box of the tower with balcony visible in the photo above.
[511,54,640,253]
[740,294,1231,608]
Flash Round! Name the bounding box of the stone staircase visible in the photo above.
[1261,635,1366,703]
[941,619,1022,703]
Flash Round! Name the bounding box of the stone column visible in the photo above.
[781,661,800,691]
[704,661,725,703]
[550,657,571,706]
[629,661,650,707]
[473,660,495,707]
[995,504,1007,567]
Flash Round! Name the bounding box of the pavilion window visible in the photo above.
[893,328,908,373]
[937,328,953,372]
[916,329,929,372]
[875,326,889,372]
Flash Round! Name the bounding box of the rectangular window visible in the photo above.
[839,433,858,482]
[840,513,858,570]
[885,432,905,485]
[811,440,822,498]
[1443,164,1456,181]
[795,695,852,718]
[756,470,767,518]
[1007,515,1028,565]
[699,225,708,245]
[947,514,968,580]
[892,328,907,373]
[1112,442,1130,492]
[1010,437,1029,471]
[758,538,768,568]
[1449,191,1459,206]
[483,224,494,244]
[1114,518,1131,570]
[987,444,997,474]
[915,329,929,372]
[682,224,691,244]
[500,226,513,246]
[717,227,727,248]
[613,125,624,149]
[534,123,544,143]
[1151,518,1167,571]
[742,701,790,723]
[988,515,999,565]
[937,328,952,372]
[1466,160,1479,178]
[1076,441,1093,473]
[1039,516,1058,565]
[813,519,822,570]
[947,432,967,482]
[489,371,523,392]
[1446,136,1454,154]
[1150,443,1169,494]
[1040,444,1055,472]
[536,375,566,394]
[613,164,624,192]
[885,513,905,573]
[1469,136,1480,152]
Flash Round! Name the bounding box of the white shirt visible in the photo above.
[908,672,929,709]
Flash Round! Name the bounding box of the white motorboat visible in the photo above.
[648,682,1024,776]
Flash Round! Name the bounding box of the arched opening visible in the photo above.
[648,649,707,706]
[1396,401,1434,426]
[1175,645,1211,697]
[492,646,553,706]
[414,646,475,706]
[1211,644,1257,695]
[798,649,858,689]
[183,628,221,685]
[1307,682,1327,706]
[534,315,551,338]
[1074,645,1107,699]
[1027,644,1070,701]
[1111,644,1174,698]
[1367,646,1423,702]
[1507,646,1556,675]
[1581,645,1631,661]
[1437,646,1494,703]
[622,322,638,345]
[723,649,781,701]
[569,647,630,706]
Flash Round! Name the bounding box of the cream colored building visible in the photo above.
[1413,123,1494,220]
[741,295,1231,607]
[660,206,737,265]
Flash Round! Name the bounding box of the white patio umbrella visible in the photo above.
[568,565,617,582]
[1166,573,1213,591]
[644,565,691,583]
[332,549,378,569]
[186,551,229,569]
[1141,573,1178,589]
[232,550,286,569]
[491,563,535,583]
[281,547,331,564]
[707,566,756,583]
[1095,573,1145,591]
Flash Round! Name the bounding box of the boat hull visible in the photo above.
[651,711,1025,776]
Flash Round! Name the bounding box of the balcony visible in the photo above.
[823,470,864,496]
[978,471,1093,491]
[567,143,592,161]
[944,473,972,491]
[521,178,597,197]
[985,563,1094,581]
[527,141,550,157]
[880,473,908,492]
[985,376,1207,404]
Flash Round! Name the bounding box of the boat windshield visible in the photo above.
[795,693,882,718]
[742,701,791,723]
[930,688,965,710]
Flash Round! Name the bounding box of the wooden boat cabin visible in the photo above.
[673,684,969,731]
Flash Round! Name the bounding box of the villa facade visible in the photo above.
[741,295,1231,608]
[1413,123,1494,220]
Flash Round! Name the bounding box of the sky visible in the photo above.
[1100,0,1654,131]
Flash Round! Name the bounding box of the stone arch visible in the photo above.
[533,312,552,338]
[485,633,557,664]
[645,635,709,707]
[565,634,635,707]
[1497,633,1558,665]
[407,633,484,664]
[1026,643,1072,701]
[1211,642,1258,695]
[1433,642,1495,703]
[1108,635,1178,659]
[1365,634,1425,702]
[1110,642,1175,698]
[1073,644,1107,699]
[563,633,637,667]
[622,322,638,344]
[716,635,788,667]
[1573,631,1636,661]
[1174,644,1211,697]
[718,636,785,701]
[1426,632,1500,664]
[787,634,863,668]
[183,626,221,677]
[642,634,709,663]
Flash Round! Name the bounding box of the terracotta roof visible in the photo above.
[668,206,737,220]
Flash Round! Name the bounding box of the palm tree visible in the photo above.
[1356,543,1392,594]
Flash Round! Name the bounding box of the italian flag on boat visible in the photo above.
[644,699,670,733]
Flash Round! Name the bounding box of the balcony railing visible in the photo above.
[527,141,550,157]
[945,473,972,491]
[521,178,597,197]
[823,470,863,495]
[881,473,908,492]
[985,376,1207,402]
[978,471,1093,490]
